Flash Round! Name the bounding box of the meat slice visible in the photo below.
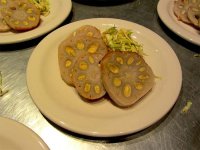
[58,29,108,86]
[1,0,40,31]
[72,54,106,100]
[101,51,155,107]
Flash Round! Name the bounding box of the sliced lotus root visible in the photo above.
[0,0,15,8]
[1,0,40,31]
[58,32,108,86]
[73,25,102,39]
[72,54,106,100]
[188,6,200,28]
[101,51,155,107]
[0,0,12,32]
[0,11,10,32]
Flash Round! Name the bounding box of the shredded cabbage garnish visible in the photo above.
[30,0,50,16]
[181,101,192,114]
[0,71,2,87]
[194,53,200,57]
[102,27,144,55]
[0,71,8,97]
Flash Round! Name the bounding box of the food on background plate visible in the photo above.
[58,25,155,108]
[0,10,10,32]
[0,0,49,32]
[173,0,192,24]
[187,6,200,27]
[1,0,40,31]
[173,0,200,29]
[101,51,155,107]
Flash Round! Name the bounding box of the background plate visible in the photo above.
[0,0,72,44]
[157,0,200,46]
[0,117,49,150]
[27,18,182,137]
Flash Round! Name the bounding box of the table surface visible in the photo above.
[0,0,200,150]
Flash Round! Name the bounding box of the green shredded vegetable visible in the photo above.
[0,71,2,87]
[102,27,144,55]
[0,89,8,97]
[194,53,200,57]
[0,71,8,97]
[181,101,192,114]
[30,0,50,16]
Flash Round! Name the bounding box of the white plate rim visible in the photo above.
[157,0,200,46]
[26,18,182,137]
[0,0,72,44]
[0,116,49,150]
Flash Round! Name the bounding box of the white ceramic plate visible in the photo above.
[157,0,200,46]
[0,0,72,44]
[0,117,49,150]
[27,18,182,137]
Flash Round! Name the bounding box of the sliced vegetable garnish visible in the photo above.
[194,53,200,57]
[0,71,2,86]
[29,0,50,16]
[0,71,8,97]
[181,100,192,114]
[102,27,144,55]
